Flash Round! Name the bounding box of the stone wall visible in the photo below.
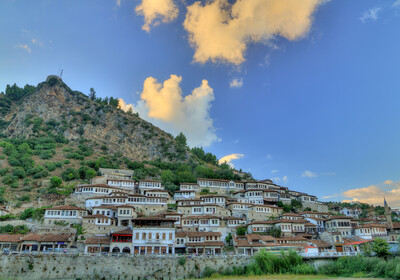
[302,202,329,213]
[0,254,251,280]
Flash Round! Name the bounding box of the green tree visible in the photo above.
[291,199,303,210]
[236,226,246,236]
[175,132,187,159]
[165,182,179,193]
[85,169,96,180]
[225,233,233,246]
[3,142,15,155]
[372,237,390,257]
[161,170,175,185]
[89,88,96,100]
[18,143,31,154]
[50,176,62,188]
[176,170,196,184]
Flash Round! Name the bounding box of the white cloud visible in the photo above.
[342,180,400,207]
[230,78,243,88]
[116,0,121,7]
[135,0,178,32]
[16,44,31,53]
[271,169,279,174]
[218,153,244,167]
[393,0,400,8]
[266,154,273,160]
[301,170,318,178]
[360,7,381,23]
[271,175,288,185]
[301,170,335,178]
[120,75,218,147]
[183,0,325,65]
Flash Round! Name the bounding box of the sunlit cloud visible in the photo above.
[271,169,279,174]
[219,153,244,167]
[135,0,178,32]
[342,180,400,207]
[230,78,243,88]
[360,7,381,23]
[16,44,31,53]
[118,98,134,112]
[183,0,325,65]
[322,193,340,199]
[120,75,218,147]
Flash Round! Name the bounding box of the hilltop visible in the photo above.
[0,76,252,211]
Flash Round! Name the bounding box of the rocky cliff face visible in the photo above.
[1,75,179,161]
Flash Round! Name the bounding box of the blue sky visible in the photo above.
[1,0,400,206]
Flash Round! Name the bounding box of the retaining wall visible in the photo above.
[0,255,252,280]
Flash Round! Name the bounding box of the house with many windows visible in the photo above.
[175,231,224,255]
[44,205,88,226]
[132,217,175,255]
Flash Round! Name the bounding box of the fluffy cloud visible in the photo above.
[118,98,134,112]
[301,170,318,178]
[342,180,400,207]
[135,0,178,32]
[183,0,324,65]
[219,153,244,167]
[360,7,381,23]
[120,75,218,147]
[394,0,400,8]
[230,78,243,88]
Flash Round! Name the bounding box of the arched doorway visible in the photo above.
[122,247,130,253]
[112,247,120,253]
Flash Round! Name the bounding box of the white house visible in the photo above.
[174,190,196,201]
[106,179,135,191]
[340,207,362,218]
[132,217,175,255]
[44,205,88,226]
[138,179,163,194]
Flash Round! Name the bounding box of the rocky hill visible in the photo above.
[1,75,179,161]
[0,76,252,213]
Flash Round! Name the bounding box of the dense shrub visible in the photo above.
[12,167,26,178]
[318,256,400,279]
[61,168,79,181]
[39,150,54,159]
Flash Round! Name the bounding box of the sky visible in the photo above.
[1,0,400,206]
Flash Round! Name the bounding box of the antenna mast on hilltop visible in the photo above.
[59,69,63,79]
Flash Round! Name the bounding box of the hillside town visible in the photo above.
[0,168,398,257]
